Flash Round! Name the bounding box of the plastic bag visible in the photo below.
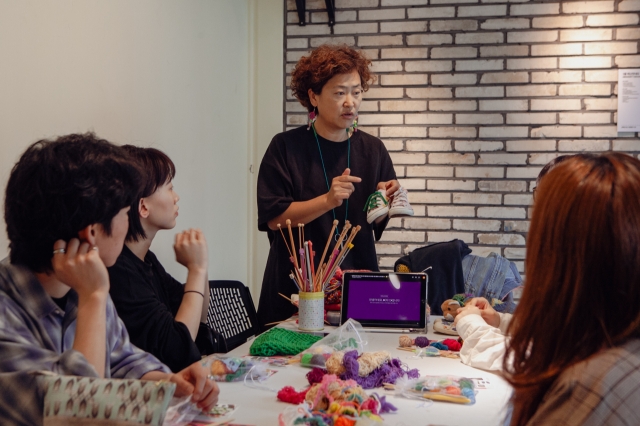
[389,375,476,405]
[163,357,271,425]
[202,355,268,382]
[298,319,368,369]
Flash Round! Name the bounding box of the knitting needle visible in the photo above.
[277,223,293,259]
[304,241,313,292]
[326,225,361,283]
[264,318,297,326]
[314,219,338,284]
[308,241,317,291]
[286,220,300,277]
[322,222,352,284]
[324,243,353,289]
[331,226,359,273]
[278,292,294,304]
[289,273,301,291]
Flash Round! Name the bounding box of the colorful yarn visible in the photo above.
[306,367,327,385]
[442,338,462,351]
[414,336,430,348]
[249,328,322,356]
[277,386,308,404]
[340,350,419,389]
[398,335,413,347]
[398,335,429,348]
[325,351,346,375]
[278,375,396,426]
[355,352,390,376]
[430,342,448,350]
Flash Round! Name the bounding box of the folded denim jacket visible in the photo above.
[461,253,522,313]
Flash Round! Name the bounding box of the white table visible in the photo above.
[217,318,511,426]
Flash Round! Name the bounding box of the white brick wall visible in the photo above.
[283,0,640,272]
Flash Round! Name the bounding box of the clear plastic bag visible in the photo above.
[163,357,271,425]
[298,319,368,368]
[202,355,269,382]
[389,375,476,405]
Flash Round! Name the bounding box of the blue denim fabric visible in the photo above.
[461,253,522,313]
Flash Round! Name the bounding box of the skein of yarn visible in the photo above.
[399,335,430,348]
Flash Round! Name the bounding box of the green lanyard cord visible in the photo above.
[311,123,351,241]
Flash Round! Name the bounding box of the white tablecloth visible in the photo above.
[217,317,511,426]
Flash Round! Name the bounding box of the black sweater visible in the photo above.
[108,245,206,372]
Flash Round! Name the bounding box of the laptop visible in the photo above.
[340,272,428,332]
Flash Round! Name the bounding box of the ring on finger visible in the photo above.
[52,248,66,255]
[91,246,98,251]
[207,374,215,381]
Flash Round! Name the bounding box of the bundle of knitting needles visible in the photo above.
[277,219,361,294]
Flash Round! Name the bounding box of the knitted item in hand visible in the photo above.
[249,328,322,356]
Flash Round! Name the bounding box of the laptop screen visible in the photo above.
[340,272,427,329]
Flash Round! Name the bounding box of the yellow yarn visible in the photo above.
[357,351,390,376]
[325,351,346,375]
[396,264,411,273]
[399,335,413,347]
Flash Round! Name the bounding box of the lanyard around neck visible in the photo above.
[311,123,351,242]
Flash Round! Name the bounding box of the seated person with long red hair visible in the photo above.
[462,153,640,425]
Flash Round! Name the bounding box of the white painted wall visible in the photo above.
[0,0,281,297]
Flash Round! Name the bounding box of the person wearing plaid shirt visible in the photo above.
[0,133,219,425]
[495,153,640,426]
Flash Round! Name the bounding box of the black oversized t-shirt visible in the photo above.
[256,125,397,327]
[108,245,205,372]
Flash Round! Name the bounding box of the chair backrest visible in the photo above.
[206,280,260,352]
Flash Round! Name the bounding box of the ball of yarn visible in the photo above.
[310,354,327,366]
[442,339,461,351]
[277,386,308,404]
[306,367,327,385]
[414,336,430,348]
[300,353,314,366]
[430,342,448,350]
[398,335,413,347]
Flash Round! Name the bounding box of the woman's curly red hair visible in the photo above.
[291,44,374,112]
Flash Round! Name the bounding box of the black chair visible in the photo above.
[206,280,260,353]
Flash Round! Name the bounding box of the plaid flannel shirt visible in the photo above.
[0,258,170,425]
[527,338,640,426]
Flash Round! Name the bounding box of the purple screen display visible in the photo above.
[347,279,422,321]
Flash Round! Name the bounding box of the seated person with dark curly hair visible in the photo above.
[0,133,218,424]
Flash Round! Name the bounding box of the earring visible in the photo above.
[307,107,317,130]
[351,115,358,132]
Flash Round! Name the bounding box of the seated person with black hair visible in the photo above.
[0,133,219,424]
[108,146,216,373]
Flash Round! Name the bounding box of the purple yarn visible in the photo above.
[371,393,397,414]
[340,350,420,389]
[414,336,430,348]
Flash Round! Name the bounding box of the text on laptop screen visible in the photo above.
[346,277,422,321]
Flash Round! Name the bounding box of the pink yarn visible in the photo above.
[442,338,461,351]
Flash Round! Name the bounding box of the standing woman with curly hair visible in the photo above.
[256,45,403,327]
[504,153,640,425]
